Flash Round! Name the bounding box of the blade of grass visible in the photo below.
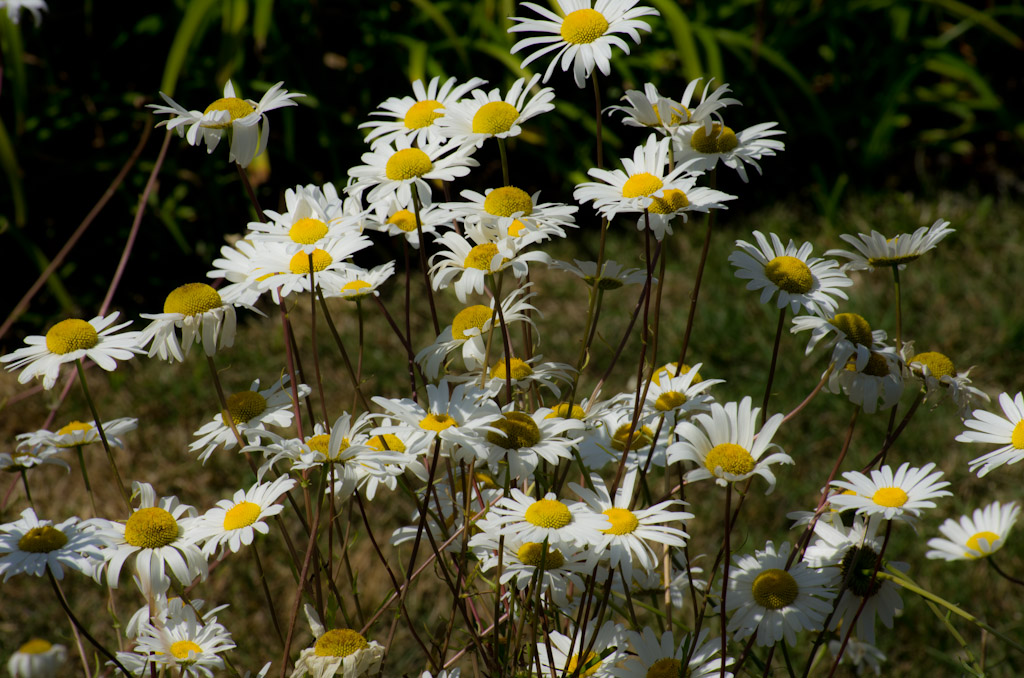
[919,0,1024,49]
[408,0,469,67]
[160,0,219,97]
[649,0,703,81]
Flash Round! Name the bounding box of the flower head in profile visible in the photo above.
[137,282,240,362]
[17,417,137,454]
[827,219,954,272]
[926,501,1019,561]
[672,118,785,182]
[622,627,732,678]
[150,81,303,167]
[7,639,66,678]
[359,75,487,147]
[958,391,1024,477]
[290,605,384,678]
[0,508,106,582]
[1,312,142,389]
[509,0,659,88]
[903,345,988,418]
[828,462,951,524]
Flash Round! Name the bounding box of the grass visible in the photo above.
[1,188,1023,676]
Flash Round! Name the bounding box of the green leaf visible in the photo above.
[408,0,470,67]
[253,0,273,50]
[0,117,26,227]
[648,0,703,81]
[919,0,1024,49]
[160,0,220,97]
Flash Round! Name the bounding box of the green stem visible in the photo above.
[412,190,441,335]
[674,171,717,369]
[19,468,33,506]
[893,265,903,350]
[75,445,99,516]
[74,360,131,513]
[761,307,787,425]
[497,137,511,186]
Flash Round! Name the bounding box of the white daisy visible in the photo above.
[903,345,989,419]
[321,261,396,301]
[666,396,792,493]
[2,0,47,25]
[290,605,384,678]
[471,355,576,399]
[6,639,66,678]
[16,416,137,452]
[118,613,235,678]
[571,471,691,578]
[535,620,626,678]
[621,627,732,678]
[576,401,669,472]
[347,135,477,218]
[206,238,273,307]
[441,185,578,243]
[364,198,449,249]
[790,311,888,373]
[249,235,373,302]
[482,488,610,549]
[828,462,951,523]
[150,80,303,167]
[433,74,555,148]
[136,283,239,362]
[0,508,105,582]
[479,406,584,479]
[641,362,722,424]
[191,475,297,557]
[926,501,1020,561]
[725,540,835,647]
[1,312,142,389]
[359,75,487,147]
[672,118,785,183]
[94,481,207,594]
[827,219,954,272]
[957,391,1024,477]
[551,258,647,289]
[189,376,310,463]
[247,184,356,256]
[428,228,550,302]
[730,231,852,316]
[508,0,659,88]
[469,531,590,608]
[827,637,885,676]
[608,78,740,135]
[827,345,904,414]
[0,443,69,473]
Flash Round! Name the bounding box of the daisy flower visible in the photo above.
[428,229,550,302]
[473,355,576,399]
[118,613,235,678]
[508,0,659,88]
[469,531,590,608]
[826,347,904,414]
[433,74,555,149]
[365,199,449,249]
[347,135,477,217]
[250,235,373,302]
[479,406,584,479]
[576,402,669,471]
[621,627,732,678]
[641,362,722,423]
[535,620,627,678]
[725,540,835,647]
[903,345,989,418]
[94,481,207,594]
[571,471,691,578]
[827,219,954,272]
[290,605,384,678]
[957,391,1024,477]
[1,312,142,389]
[828,462,951,523]
[190,376,310,463]
[321,261,396,301]
[0,443,69,473]
[150,81,303,167]
[926,501,1020,561]
[441,185,578,242]
[359,75,487,147]
[7,639,66,678]
[790,311,888,373]
[483,488,611,549]
[247,184,355,256]
[672,117,786,182]
[16,417,137,453]
[191,475,297,557]
[551,258,647,289]
[730,231,852,316]
[0,508,106,582]
[136,282,239,362]
[827,637,885,676]
[206,238,273,307]
[608,78,740,135]
[667,396,792,493]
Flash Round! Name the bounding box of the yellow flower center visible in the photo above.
[289,218,328,245]
[385,148,433,180]
[582,273,625,290]
[516,542,565,568]
[653,362,701,385]
[508,219,527,237]
[17,526,69,553]
[832,313,873,347]
[861,352,891,377]
[164,283,223,316]
[1013,421,1024,450]
[560,8,609,44]
[621,172,664,199]
[45,319,99,354]
[611,424,654,451]
[872,487,908,508]
[487,411,542,450]
[524,498,572,528]
[751,568,799,610]
[567,652,602,678]
[546,403,586,420]
[314,629,369,658]
[342,280,372,293]
[965,530,1001,558]
[57,421,94,442]
[170,640,203,660]
[452,305,492,340]
[472,101,519,135]
[421,413,456,432]
[124,507,179,548]
[223,501,262,530]
[690,123,739,154]
[648,189,690,214]
[306,434,332,459]
[839,546,882,597]
[489,358,533,381]
[655,391,687,412]
[404,99,444,129]
[704,443,755,475]
[203,97,255,128]
[910,351,955,379]
[765,256,814,294]
[647,658,685,678]
[17,639,53,655]
[368,434,406,452]
[602,507,639,535]
[464,243,501,271]
[226,390,268,425]
[484,186,534,217]
[387,209,418,232]
[289,249,333,274]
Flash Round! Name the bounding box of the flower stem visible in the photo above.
[498,137,511,186]
[412,190,441,335]
[75,445,99,516]
[236,162,266,223]
[761,307,787,425]
[74,359,131,513]
[674,171,717,369]
[721,484,732,678]
[19,468,33,506]
[892,265,903,350]
[988,555,1024,587]
[48,570,132,677]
